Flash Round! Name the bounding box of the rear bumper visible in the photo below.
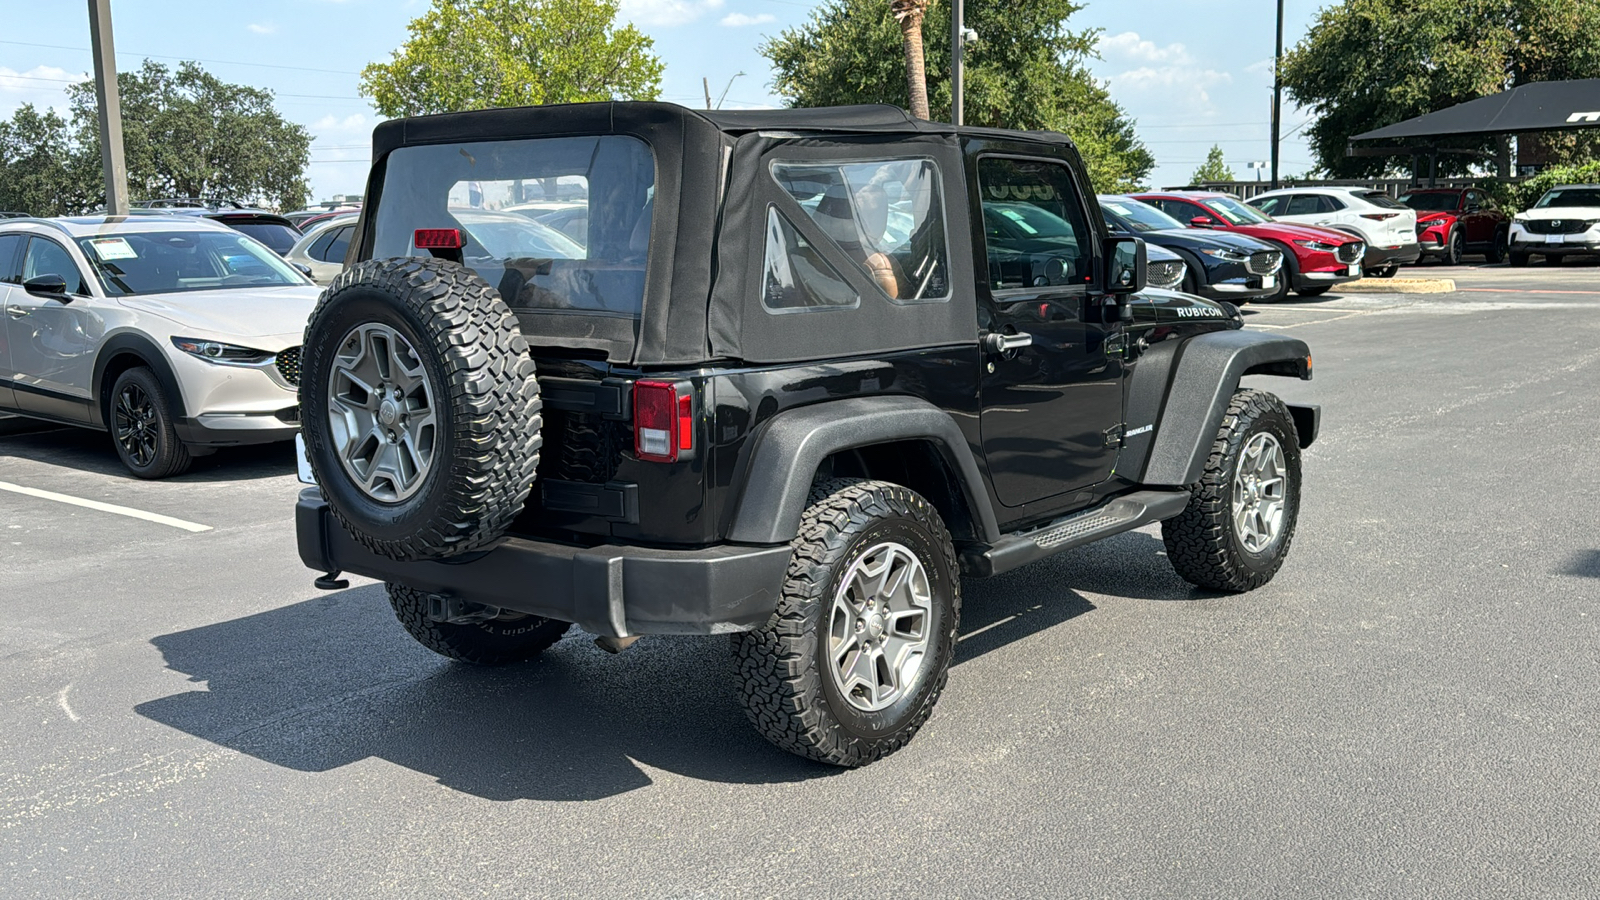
[1363,244,1421,267]
[296,489,791,637]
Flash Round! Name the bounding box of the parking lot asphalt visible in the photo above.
[2,261,1598,899]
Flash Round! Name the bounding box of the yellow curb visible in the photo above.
[1335,277,1456,293]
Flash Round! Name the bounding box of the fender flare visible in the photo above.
[725,395,1001,545]
[1125,329,1313,487]
[91,333,187,429]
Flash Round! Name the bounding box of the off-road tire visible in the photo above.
[1162,389,1302,592]
[732,479,961,767]
[109,367,193,479]
[1295,286,1331,297]
[1509,252,1530,268]
[387,583,570,666]
[300,257,542,561]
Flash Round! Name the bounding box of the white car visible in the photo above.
[1508,184,1600,267]
[0,216,320,477]
[284,214,359,285]
[1247,186,1420,277]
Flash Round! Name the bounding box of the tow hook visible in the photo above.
[594,635,643,654]
[314,571,350,590]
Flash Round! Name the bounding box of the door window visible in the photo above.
[977,157,1092,292]
[1285,194,1321,216]
[1252,195,1285,216]
[1319,195,1346,212]
[21,238,86,294]
[0,233,23,283]
[770,158,950,303]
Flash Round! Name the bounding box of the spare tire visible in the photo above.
[300,257,542,561]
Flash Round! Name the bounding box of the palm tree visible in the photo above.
[889,0,932,120]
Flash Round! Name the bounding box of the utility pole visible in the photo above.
[951,0,964,126]
[703,77,712,110]
[1270,0,1283,190]
[87,0,128,216]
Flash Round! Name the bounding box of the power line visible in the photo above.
[0,38,361,76]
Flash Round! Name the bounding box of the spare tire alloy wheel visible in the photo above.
[327,323,437,502]
[300,257,543,562]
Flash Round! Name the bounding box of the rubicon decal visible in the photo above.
[1175,306,1224,318]
[1568,111,1600,123]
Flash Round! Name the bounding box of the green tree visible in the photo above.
[763,0,1154,191]
[1190,145,1234,184]
[67,60,311,211]
[1282,0,1600,178]
[0,104,98,216]
[361,0,663,118]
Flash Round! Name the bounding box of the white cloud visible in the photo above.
[0,65,88,116]
[619,0,725,27]
[1098,31,1232,110]
[720,12,774,27]
[248,22,277,35]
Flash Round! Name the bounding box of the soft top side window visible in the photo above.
[770,158,950,304]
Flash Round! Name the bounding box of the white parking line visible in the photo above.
[0,481,212,533]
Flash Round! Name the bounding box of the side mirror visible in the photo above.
[23,274,69,298]
[1190,216,1218,228]
[291,262,314,278]
[1102,236,1147,295]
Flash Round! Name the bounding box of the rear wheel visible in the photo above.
[1369,264,1398,279]
[1485,229,1507,263]
[109,367,193,479]
[732,479,960,767]
[387,583,570,666]
[1162,389,1301,593]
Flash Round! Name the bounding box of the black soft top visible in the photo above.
[360,102,1080,366]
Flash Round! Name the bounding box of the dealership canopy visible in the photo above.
[1351,79,1600,142]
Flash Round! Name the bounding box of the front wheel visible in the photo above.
[1162,389,1302,592]
[1441,229,1464,266]
[109,367,193,479]
[732,479,960,767]
[387,583,569,666]
[1485,230,1507,263]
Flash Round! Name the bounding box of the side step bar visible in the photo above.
[962,490,1192,577]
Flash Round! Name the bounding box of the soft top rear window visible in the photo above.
[372,135,654,319]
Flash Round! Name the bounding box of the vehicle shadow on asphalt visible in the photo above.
[1559,550,1600,578]
[134,530,1205,800]
[0,425,295,482]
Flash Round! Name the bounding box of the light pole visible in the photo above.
[1270,0,1283,190]
[951,0,964,126]
[87,0,128,216]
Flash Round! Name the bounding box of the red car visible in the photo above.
[1131,191,1365,300]
[1397,187,1509,265]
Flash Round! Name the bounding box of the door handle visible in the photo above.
[983,331,1033,354]
[5,305,28,319]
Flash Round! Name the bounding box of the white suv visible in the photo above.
[0,216,320,477]
[1508,184,1600,267]
[1247,186,1420,277]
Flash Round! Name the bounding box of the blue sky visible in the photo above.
[0,0,1324,203]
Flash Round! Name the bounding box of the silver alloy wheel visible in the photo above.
[827,541,933,713]
[326,323,438,503]
[1231,431,1287,553]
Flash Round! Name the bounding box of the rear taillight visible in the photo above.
[1360,213,1399,221]
[634,380,694,463]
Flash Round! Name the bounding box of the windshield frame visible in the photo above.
[75,230,310,297]
[1202,196,1273,225]
[1100,198,1186,232]
[1534,188,1600,209]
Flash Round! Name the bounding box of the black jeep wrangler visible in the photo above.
[295,102,1319,767]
